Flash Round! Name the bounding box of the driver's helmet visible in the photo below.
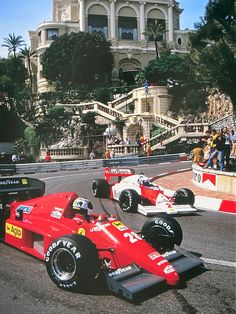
[72,197,93,216]
[138,175,152,186]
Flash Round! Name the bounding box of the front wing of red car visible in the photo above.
[104,248,204,301]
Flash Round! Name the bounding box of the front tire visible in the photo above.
[45,234,99,291]
[141,215,183,252]
[92,179,109,198]
[173,188,195,205]
[119,189,139,212]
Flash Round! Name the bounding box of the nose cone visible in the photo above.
[164,266,180,285]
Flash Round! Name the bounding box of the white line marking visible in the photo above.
[42,171,101,181]
[202,258,236,267]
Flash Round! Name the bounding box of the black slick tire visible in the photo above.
[45,234,99,291]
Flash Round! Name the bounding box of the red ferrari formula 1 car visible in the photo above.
[0,176,203,301]
[92,168,197,216]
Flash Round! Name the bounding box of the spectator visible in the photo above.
[124,137,130,145]
[230,130,236,157]
[105,149,111,159]
[19,151,26,163]
[44,151,52,162]
[110,149,115,159]
[191,144,204,163]
[222,127,232,170]
[12,153,20,164]
[0,152,6,164]
[204,129,218,169]
[214,131,225,171]
[146,144,152,157]
[203,142,211,162]
[89,151,95,159]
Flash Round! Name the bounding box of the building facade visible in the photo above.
[29,0,189,93]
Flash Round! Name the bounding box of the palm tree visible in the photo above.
[143,20,166,59]
[19,47,37,90]
[2,33,25,58]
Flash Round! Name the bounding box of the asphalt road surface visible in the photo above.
[0,162,235,314]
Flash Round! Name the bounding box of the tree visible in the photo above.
[41,32,114,89]
[189,0,236,109]
[19,47,37,90]
[2,33,25,58]
[143,20,166,59]
[0,57,28,98]
[24,126,40,159]
[0,105,25,141]
[143,53,195,86]
[35,105,72,147]
[113,118,126,140]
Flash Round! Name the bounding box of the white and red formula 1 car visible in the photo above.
[92,168,197,216]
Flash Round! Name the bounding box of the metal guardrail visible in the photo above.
[0,164,16,175]
[0,153,187,176]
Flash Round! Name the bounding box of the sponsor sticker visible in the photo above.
[164,265,175,274]
[50,210,62,219]
[21,178,28,185]
[148,251,161,260]
[162,250,177,258]
[16,205,33,214]
[110,168,134,174]
[112,221,128,231]
[90,223,110,232]
[53,207,64,212]
[78,228,86,235]
[157,259,167,266]
[6,223,22,239]
[108,266,132,277]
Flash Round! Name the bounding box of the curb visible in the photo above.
[152,169,236,214]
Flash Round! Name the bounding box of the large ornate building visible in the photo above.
[29,0,189,93]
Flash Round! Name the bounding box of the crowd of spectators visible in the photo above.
[191,127,236,171]
[0,151,27,164]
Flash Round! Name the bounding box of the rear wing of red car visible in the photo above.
[104,167,135,183]
[0,177,45,208]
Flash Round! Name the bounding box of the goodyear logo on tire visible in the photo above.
[6,223,23,239]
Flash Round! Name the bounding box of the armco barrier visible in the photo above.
[1,153,187,175]
[0,164,16,175]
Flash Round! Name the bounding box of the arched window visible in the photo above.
[88,5,108,38]
[118,7,137,40]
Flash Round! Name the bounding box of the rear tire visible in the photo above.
[119,189,139,212]
[141,215,183,252]
[92,179,109,198]
[45,234,99,291]
[173,188,195,205]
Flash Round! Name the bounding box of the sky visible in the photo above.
[0,0,208,58]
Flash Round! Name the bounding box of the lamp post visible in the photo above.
[144,81,149,111]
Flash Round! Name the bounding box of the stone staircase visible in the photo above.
[56,94,235,154]
[56,101,124,121]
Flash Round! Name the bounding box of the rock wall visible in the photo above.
[207,90,234,122]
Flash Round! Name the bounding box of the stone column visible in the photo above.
[110,0,116,39]
[140,1,145,40]
[168,3,174,42]
[79,0,85,31]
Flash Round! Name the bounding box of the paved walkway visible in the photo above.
[154,169,235,202]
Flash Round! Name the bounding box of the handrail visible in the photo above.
[149,123,209,149]
[56,101,124,120]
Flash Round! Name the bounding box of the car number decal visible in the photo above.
[6,223,22,239]
[124,231,142,243]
